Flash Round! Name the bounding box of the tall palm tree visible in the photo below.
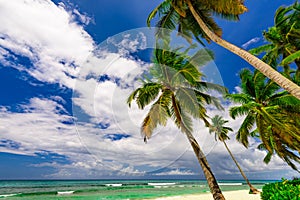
[209,115,260,194]
[147,0,300,99]
[227,69,300,171]
[128,41,227,200]
[250,1,300,79]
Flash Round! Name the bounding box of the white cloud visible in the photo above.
[106,32,147,55]
[72,8,93,25]
[155,169,195,176]
[242,37,260,49]
[0,0,94,88]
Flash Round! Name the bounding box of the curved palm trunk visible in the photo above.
[171,95,225,200]
[186,131,226,200]
[223,141,260,194]
[186,0,300,100]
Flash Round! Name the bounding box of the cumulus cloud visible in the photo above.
[0,0,94,88]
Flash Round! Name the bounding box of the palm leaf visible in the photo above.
[249,44,274,55]
[229,105,250,119]
[188,48,214,68]
[171,0,186,17]
[199,0,247,16]
[226,93,252,104]
[128,83,162,109]
[195,81,228,94]
[236,113,255,147]
[176,87,200,118]
[263,152,272,164]
[274,5,293,28]
[147,0,171,27]
[141,90,172,141]
[280,50,300,65]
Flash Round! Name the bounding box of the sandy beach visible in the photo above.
[149,190,261,200]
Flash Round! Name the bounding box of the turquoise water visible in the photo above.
[0,180,269,199]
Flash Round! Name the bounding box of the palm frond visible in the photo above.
[176,87,200,118]
[180,110,194,134]
[281,50,300,65]
[188,48,214,68]
[128,83,162,109]
[176,62,203,83]
[171,0,186,17]
[229,103,258,119]
[147,0,171,27]
[141,90,172,141]
[177,11,206,45]
[169,98,193,134]
[270,93,300,111]
[198,0,247,17]
[260,79,280,100]
[236,113,256,147]
[195,81,228,94]
[249,44,274,55]
[156,7,180,38]
[263,152,273,164]
[226,93,253,104]
[196,9,222,40]
[274,5,293,28]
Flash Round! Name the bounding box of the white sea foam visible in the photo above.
[105,183,122,187]
[0,193,20,198]
[148,182,176,186]
[57,191,74,195]
[218,183,243,186]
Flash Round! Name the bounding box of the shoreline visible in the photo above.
[146,190,261,200]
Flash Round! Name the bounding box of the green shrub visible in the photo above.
[261,178,300,200]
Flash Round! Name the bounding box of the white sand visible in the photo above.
[148,190,261,200]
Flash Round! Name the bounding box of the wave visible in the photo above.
[105,184,122,187]
[218,183,243,186]
[57,191,75,195]
[0,193,21,198]
[148,182,176,186]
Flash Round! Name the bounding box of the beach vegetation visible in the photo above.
[261,178,300,200]
[227,69,300,171]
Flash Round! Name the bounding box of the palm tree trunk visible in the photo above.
[186,131,226,200]
[186,0,300,100]
[223,141,260,194]
[171,94,225,200]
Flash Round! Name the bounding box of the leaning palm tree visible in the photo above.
[128,42,227,200]
[227,69,300,171]
[250,1,300,79]
[209,115,260,194]
[147,0,300,99]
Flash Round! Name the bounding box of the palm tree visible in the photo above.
[250,2,300,79]
[127,41,227,200]
[209,115,260,194]
[227,69,300,171]
[147,0,300,99]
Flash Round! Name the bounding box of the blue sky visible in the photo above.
[0,0,298,180]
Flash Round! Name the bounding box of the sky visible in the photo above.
[0,0,299,180]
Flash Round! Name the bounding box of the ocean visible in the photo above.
[0,179,269,199]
